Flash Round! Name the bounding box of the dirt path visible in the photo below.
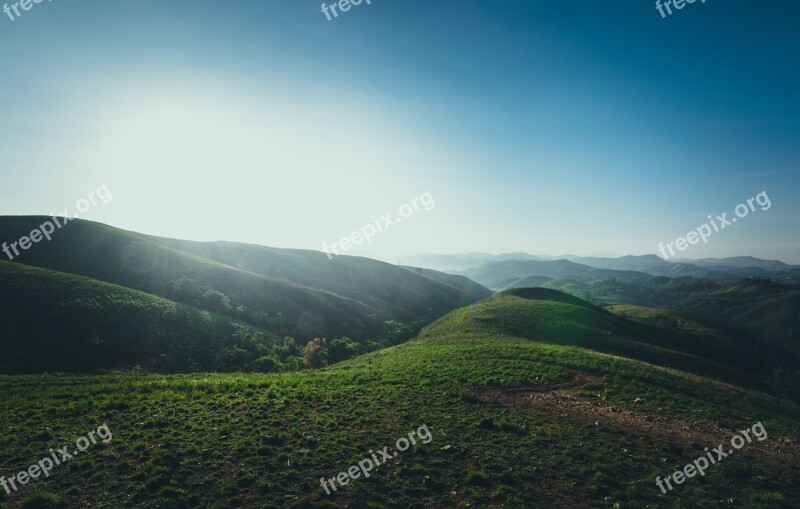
[475,371,800,464]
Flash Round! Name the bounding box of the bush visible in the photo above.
[247,355,281,373]
[20,493,64,509]
[322,337,360,364]
[303,338,328,368]
[203,289,232,313]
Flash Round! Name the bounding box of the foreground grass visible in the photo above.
[1,304,799,508]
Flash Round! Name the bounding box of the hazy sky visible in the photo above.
[1,0,798,263]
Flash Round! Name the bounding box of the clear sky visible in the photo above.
[1,0,798,263]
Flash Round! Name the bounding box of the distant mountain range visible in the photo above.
[404,253,800,290]
[400,252,543,271]
[461,259,650,290]
[674,256,794,271]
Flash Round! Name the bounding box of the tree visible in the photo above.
[382,320,415,345]
[322,337,360,364]
[303,338,328,369]
[247,355,281,373]
[203,289,232,313]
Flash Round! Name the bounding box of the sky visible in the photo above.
[1,0,798,263]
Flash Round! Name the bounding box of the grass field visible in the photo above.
[1,293,798,508]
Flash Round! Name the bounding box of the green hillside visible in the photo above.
[1,290,798,509]
[0,261,272,373]
[0,217,491,343]
[421,288,791,387]
[699,280,800,354]
[0,259,481,374]
[152,239,492,310]
[531,275,800,354]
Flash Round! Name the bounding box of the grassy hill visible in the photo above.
[694,280,800,354]
[0,217,491,346]
[150,238,491,315]
[421,288,792,387]
[1,289,798,508]
[530,275,800,354]
[0,261,274,373]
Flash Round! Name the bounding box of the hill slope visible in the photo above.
[421,288,794,385]
[0,261,272,373]
[1,290,798,508]
[0,216,491,342]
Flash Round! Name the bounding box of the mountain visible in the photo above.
[460,259,652,290]
[401,252,543,272]
[406,252,799,283]
[570,254,671,272]
[570,255,792,281]
[507,275,553,288]
[679,256,795,271]
[0,216,492,372]
[398,266,491,303]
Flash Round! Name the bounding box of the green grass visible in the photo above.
[1,291,798,508]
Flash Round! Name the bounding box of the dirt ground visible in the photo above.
[474,371,800,507]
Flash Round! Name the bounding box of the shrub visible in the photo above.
[247,355,281,373]
[303,338,328,368]
[20,493,64,509]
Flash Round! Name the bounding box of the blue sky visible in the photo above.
[1,0,798,262]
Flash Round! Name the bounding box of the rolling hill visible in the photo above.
[0,261,262,373]
[421,288,794,386]
[0,216,495,374]
[0,217,492,355]
[533,275,800,355]
[460,259,652,290]
[1,288,797,508]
